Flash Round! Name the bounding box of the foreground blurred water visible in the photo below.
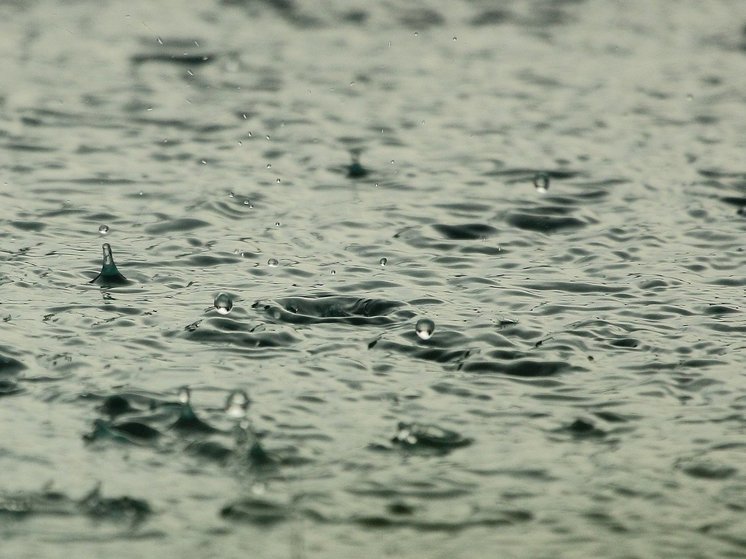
[1,1,745,557]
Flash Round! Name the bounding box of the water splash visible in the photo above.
[90,243,129,286]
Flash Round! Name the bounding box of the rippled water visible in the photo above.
[2,1,746,557]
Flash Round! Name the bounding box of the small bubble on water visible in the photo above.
[533,173,550,193]
[214,293,233,315]
[415,318,435,340]
[178,386,191,405]
[267,258,279,267]
[243,199,251,206]
[229,191,235,198]
[379,257,388,266]
[225,390,250,419]
[98,224,109,235]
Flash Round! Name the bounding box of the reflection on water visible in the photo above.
[1,0,746,557]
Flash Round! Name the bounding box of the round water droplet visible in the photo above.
[533,173,550,193]
[415,318,435,340]
[267,258,278,267]
[379,257,388,267]
[98,224,109,235]
[178,386,191,405]
[453,36,457,41]
[225,389,250,419]
[214,293,233,315]
[275,221,280,227]
[330,269,336,275]
[276,178,281,183]
[266,163,272,169]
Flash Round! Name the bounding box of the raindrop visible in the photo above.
[414,31,419,37]
[214,293,233,315]
[229,192,235,198]
[265,135,270,140]
[276,178,281,183]
[379,257,388,267]
[330,269,336,275]
[533,173,550,193]
[453,36,457,41]
[415,318,435,341]
[275,222,280,227]
[266,163,272,169]
[267,258,279,267]
[225,390,250,419]
[178,386,191,405]
[243,200,251,206]
[98,224,109,235]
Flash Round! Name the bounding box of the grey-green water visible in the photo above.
[1,1,746,557]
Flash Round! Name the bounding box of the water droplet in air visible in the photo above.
[415,318,435,340]
[533,173,550,193]
[267,258,278,267]
[379,257,388,267]
[266,163,272,168]
[275,222,280,227]
[214,293,233,315]
[330,269,336,275]
[276,178,281,183]
[414,31,419,37]
[98,224,109,235]
[178,386,191,405]
[225,390,250,419]
[453,36,457,41]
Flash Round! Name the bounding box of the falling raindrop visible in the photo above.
[98,224,109,235]
[379,257,388,267]
[267,258,279,267]
[214,293,233,315]
[330,269,336,275]
[415,318,435,340]
[533,173,550,193]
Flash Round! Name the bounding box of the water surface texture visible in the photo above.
[2,1,746,558]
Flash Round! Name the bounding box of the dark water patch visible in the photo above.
[432,223,498,240]
[0,485,150,525]
[556,418,607,438]
[185,440,233,463]
[144,218,209,235]
[10,220,46,232]
[505,212,587,233]
[522,281,627,294]
[220,497,288,525]
[372,339,472,366]
[84,419,161,445]
[0,379,22,397]
[703,304,739,316]
[470,9,511,26]
[677,457,737,480]
[462,360,571,377]
[0,354,26,376]
[131,52,215,66]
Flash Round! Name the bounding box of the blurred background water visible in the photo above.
[1,1,745,557]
